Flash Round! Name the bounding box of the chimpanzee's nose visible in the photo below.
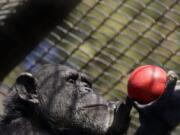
[77,81,92,93]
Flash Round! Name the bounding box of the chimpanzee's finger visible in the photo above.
[159,71,177,100]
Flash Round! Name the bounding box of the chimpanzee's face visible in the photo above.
[33,65,114,133]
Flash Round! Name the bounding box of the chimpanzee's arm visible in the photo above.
[134,71,178,135]
[135,117,171,135]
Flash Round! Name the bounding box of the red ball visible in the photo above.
[128,65,167,104]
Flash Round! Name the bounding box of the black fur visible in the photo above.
[0,64,132,135]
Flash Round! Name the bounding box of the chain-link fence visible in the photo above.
[0,0,180,134]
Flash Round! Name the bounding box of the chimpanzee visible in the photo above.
[0,64,133,135]
[0,84,9,118]
[1,64,179,135]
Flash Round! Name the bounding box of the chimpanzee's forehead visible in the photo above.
[59,66,77,73]
[34,64,75,74]
[34,64,89,79]
[60,66,91,80]
[32,64,70,77]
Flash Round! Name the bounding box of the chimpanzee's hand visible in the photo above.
[134,71,178,135]
[107,97,133,135]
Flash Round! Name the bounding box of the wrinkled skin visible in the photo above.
[0,64,132,135]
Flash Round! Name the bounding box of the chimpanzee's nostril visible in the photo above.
[80,82,91,88]
[85,87,92,92]
[84,83,89,88]
[79,87,93,94]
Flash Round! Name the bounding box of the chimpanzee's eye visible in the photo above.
[66,73,78,84]
[84,81,92,88]
[81,79,92,88]
[67,78,75,84]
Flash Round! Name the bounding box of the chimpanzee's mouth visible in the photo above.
[80,104,107,109]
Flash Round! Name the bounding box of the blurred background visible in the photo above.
[0,0,180,134]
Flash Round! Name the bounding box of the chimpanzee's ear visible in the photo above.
[15,72,39,104]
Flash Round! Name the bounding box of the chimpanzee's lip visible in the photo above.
[80,104,107,109]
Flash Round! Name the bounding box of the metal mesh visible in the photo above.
[1,0,180,134]
[0,0,22,23]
